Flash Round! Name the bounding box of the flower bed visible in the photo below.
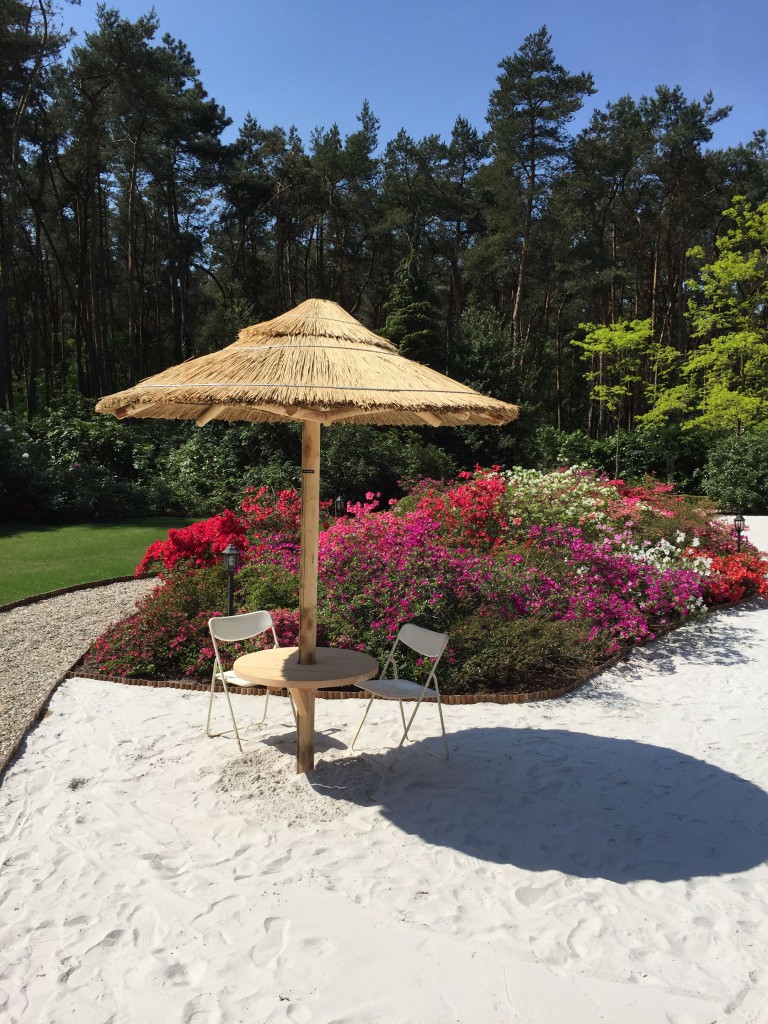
[87,469,768,696]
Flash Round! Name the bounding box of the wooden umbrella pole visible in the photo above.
[298,419,320,666]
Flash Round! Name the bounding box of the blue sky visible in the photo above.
[60,0,768,150]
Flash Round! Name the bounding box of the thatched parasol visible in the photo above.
[97,298,518,669]
[98,299,518,770]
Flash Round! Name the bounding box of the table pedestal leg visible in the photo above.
[291,689,316,774]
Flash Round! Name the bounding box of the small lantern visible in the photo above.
[334,495,346,518]
[734,513,746,553]
[221,542,241,615]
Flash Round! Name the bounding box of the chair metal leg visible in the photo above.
[252,688,296,729]
[435,691,449,761]
[351,689,449,766]
[350,695,375,750]
[390,692,429,768]
[261,689,298,727]
[205,667,217,739]
[390,694,449,767]
[221,678,243,753]
[257,689,270,725]
[206,668,244,753]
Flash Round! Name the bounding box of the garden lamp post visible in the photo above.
[221,542,240,616]
[334,495,346,518]
[734,513,746,552]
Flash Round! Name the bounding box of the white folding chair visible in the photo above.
[206,611,295,752]
[350,623,450,765]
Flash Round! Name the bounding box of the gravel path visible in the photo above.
[0,578,156,774]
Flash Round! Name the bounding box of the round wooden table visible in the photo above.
[232,647,379,773]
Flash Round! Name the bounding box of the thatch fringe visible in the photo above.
[96,299,519,427]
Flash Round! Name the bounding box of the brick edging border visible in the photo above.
[67,652,627,705]
[0,573,157,614]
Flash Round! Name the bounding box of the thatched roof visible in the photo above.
[95,298,519,427]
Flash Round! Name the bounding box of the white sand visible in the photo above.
[3,525,768,1023]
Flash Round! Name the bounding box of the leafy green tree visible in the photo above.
[641,86,730,347]
[213,115,298,320]
[648,197,768,434]
[572,318,654,473]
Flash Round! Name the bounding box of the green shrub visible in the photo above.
[530,425,611,473]
[319,425,456,501]
[237,563,299,611]
[703,432,768,513]
[527,424,713,489]
[444,614,604,694]
[0,420,47,519]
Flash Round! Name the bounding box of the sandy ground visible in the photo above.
[2,524,768,1023]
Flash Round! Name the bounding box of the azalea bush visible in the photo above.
[88,467,768,694]
[93,565,328,680]
[705,552,768,604]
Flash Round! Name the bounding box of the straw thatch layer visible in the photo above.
[234,299,397,352]
[96,299,518,427]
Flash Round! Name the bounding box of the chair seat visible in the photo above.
[359,678,435,700]
[222,669,259,689]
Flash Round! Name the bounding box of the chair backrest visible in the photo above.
[209,610,277,645]
[398,623,449,660]
[381,623,450,694]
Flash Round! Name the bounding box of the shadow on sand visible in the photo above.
[617,602,765,682]
[308,726,768,884]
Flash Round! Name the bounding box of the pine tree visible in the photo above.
[382,246,443,367]
[487,26,594,352]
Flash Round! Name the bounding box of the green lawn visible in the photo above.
[0,518,196,605]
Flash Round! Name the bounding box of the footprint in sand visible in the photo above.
[285,1003,312,1023]
[301,936,337,959]
[183,994,219,1022]
[129,906,167,952]
[166,959,208,986]
[566,915,604,958]
[80,927,125,959]
[251,915,289,968]
[514,885,548,907]
[258,850,292,875]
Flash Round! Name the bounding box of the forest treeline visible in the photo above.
[3,2,768,515]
